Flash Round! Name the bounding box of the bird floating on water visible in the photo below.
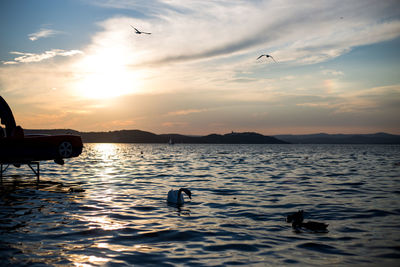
[286,210,328,233]
[167,188,192,205]
[257,54,277,63]
[68,187,85,193]
[130,25,151,35]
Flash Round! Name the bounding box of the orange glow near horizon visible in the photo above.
[1,1,399,135]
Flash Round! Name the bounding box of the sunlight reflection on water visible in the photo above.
[1,144,400,266]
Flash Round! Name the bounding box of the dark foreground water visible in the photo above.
[1,144,400,266]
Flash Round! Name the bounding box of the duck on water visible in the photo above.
[286,210,328,233]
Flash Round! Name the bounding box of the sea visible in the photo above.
[1,143,399,266]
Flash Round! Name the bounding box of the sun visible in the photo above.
[73,45,143,99]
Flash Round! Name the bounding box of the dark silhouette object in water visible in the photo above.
[167,188,192,205]
[69,187,85,193]
[256,54,277,63]
[286,210,328,233]
[130,25,151,35]
[0,96,83,181]
[286,210,304,224]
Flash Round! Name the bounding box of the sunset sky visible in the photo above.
[1,0,399,135]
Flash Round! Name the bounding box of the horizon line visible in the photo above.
[22,128,400,136]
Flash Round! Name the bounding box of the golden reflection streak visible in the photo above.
[69,144,161,266]
[72,255,109,267]
[93,143,117,160]
[78,214,127,231]
[92,143,122,179]
[78,144,128,231]
[97,242,156,252]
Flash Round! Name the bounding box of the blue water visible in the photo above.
[1,144,400,266]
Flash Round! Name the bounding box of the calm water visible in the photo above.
[1,144,400,266]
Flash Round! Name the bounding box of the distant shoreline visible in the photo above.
[23,129,400,144]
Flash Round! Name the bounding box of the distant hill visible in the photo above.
[23,129,400,144]
[274,133,400,144]
[199,132,286,144]
[24,129,288,144]
[24,129,80,136]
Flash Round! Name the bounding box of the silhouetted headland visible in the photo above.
[275,133,400,144]
[23,129,400,144]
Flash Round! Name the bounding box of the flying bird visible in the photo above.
[130,25,151,35]
[257,54,277,63]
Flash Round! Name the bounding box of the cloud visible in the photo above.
[4,49,83,64]
[338,85,400,113]
[166,108,208,116]
[2,0,400,134]
[286,84,400,117]
[86,0,175,16]
[162,121,188,128]
[28,28,61,41]
[88,0,400,67]
[321,69,344,76]
[2,61,18,65]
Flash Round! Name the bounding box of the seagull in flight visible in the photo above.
[130,25,151,35]
[257,54,277,63]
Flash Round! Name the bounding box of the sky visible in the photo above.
[0,0,400,135]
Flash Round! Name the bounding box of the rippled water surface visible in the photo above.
[1,144,400,266]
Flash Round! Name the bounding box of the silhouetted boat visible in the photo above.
[0,96,83,179]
